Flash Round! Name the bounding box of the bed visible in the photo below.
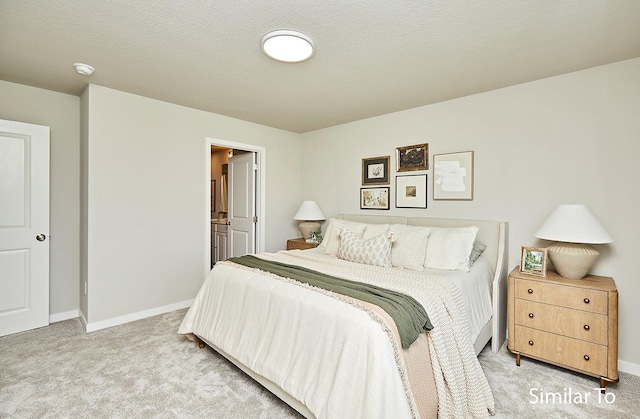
[179,215,508,418]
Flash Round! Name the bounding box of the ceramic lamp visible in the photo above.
[293,201,325,240]
[534,204,613,279]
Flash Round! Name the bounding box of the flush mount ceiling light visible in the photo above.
[73,62,95,76]
[261,30,315,63]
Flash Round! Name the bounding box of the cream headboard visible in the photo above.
[337,213,509,353]
[337,214,506,275]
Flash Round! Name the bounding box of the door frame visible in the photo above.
[205,137,265,273]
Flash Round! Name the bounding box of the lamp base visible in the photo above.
[298,221,321,240]
[547,242,599,279]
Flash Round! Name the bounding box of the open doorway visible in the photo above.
[205,138,265,271]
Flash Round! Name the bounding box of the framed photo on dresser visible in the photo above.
[520,246,548,277]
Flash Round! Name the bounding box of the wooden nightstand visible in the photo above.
[507,266,618,390]
[286,238,319,250]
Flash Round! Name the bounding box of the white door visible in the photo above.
[0,119,50,337]
[228,152,256,257]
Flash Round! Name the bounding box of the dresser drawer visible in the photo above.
[286,238,318,250]
[514,278,608,314]
[514,299,607,345]
[514,326,608,377]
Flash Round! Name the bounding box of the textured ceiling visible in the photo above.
[2,1,640,133]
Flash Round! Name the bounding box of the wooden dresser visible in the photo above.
[507,266,618,390]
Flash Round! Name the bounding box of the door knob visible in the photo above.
[36,234,46,242]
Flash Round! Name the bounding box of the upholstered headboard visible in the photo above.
[337,214,509,353]
[337,214,505,275]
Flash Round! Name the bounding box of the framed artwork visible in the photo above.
[520,246,548,277]
[395,174,427,209]
[362,156,390,185]
[396,143,428,172]
[433,150,474,200]
[360,187,390,210]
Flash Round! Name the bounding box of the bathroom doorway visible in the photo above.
[205,138,265,271]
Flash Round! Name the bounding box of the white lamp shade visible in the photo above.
[534,204,613,244]
[293,201,325,221]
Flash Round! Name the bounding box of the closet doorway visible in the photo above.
[206,138,265,271]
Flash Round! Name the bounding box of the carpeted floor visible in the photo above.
[1,309,638,418]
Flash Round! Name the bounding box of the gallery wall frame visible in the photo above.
[395,174,427,209]
[433,150,474,200]
[362,155,390,185]
[396,143,428,172]
[360,187,390,210]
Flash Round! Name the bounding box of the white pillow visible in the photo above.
[337,228,392,268]
[363,223,390,238]
[320,218,366,256]
[389,224,431,271]
[424,226,479,271]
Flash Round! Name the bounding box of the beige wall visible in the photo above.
[81,84,301,325]
[301,58,640,369]
[0,80,80,319]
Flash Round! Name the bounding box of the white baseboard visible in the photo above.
[49,309,80,323]
[80,311,88,328]
[619,359,640,377]
[84,299,193,333]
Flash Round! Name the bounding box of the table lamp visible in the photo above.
[534,204,613,279]
[293,201,325,241]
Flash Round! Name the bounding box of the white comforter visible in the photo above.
[179,250,494,418]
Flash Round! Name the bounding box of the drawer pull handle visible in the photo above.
[528,313,534,318]
[528,340,534,346]
[584,324,590,331]
[527,289,533,294]
[584,298,590,304]
[584,355,590,361]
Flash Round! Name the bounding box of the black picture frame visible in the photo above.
[360,187,390,210]
[395,174,427,209]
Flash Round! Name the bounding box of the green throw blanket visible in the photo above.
[228,255,432,349]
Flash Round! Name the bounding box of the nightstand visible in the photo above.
[286,238,319,250]
[507,267,618,390]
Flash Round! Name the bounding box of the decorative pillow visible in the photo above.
[469,240,487,267]
[337,228,392,268]
[320,218,366,255]
[389,224,431,271]
[424,226,479,271]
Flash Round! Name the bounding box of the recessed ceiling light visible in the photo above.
[73,63,95,76]
[261,30,315,63]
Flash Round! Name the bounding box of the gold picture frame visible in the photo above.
[362,156,390,185]
[396,143,428,172]
[520,246,548,277]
